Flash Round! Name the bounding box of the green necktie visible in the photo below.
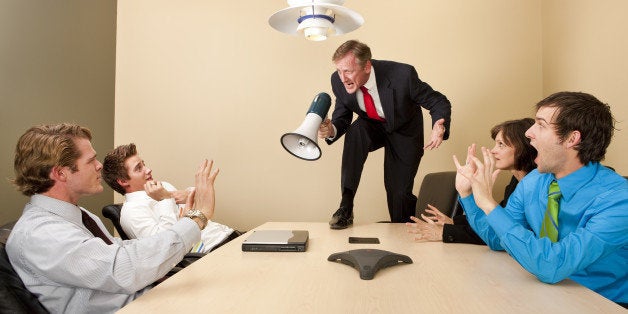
[540,180,561,242]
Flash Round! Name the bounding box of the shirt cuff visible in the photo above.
[170,218,202,249]
[326,125,338,141]
[442,224,456,243]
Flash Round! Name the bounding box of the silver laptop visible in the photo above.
[241,230,309,252]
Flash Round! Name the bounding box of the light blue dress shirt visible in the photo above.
[6,194,201,313]
[460,163,628,303]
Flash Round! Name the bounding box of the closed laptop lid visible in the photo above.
[243,230,308,245]
[242,230,309,252]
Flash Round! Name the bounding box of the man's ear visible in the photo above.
[117,178,130,188]
[565,130,582,148]
[49,166,67,182]
[364,60,372,73]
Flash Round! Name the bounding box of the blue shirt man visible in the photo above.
[461,163,627,302]
[454,92,628,304]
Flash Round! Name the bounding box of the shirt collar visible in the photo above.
[554,162,598,201]
[124,190,152,202]
[30,194,83,223]
[363,67,377,91]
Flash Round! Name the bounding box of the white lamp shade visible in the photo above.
[269,1,363,39]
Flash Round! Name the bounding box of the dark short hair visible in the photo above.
[491,118,537,173]
[103,143,137,195]
[332,39,372,68]
[536,91,615,164]
[13,123,92,196]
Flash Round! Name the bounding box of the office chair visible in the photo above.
[379,171,461,223]
[415,171,461,219]
[0,222,50,314]
[101,204,131,240]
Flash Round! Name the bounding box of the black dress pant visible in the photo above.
[341,118,422,222]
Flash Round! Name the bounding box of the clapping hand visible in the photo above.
[185,159,219,220]
[453,145,499,213]
[452,144,478,198]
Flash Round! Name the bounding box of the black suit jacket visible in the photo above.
[326,59,451,147]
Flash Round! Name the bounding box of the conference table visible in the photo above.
[118,222,624,313]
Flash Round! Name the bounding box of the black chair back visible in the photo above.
[415,171,461,218]
[101,204,130,240]
[0,222,49,314]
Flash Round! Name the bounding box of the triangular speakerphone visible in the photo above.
[327,249,413,280]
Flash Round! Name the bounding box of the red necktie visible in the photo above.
[81,210,113,245]
[360,86,385,122]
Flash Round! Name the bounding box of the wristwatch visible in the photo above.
[185,209,208,229]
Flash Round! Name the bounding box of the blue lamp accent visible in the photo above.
[269,1,363,41]
[297,14,335,24]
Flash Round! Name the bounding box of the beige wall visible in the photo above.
[542,0,628,174]
[2,1,623,232]
[116,0,628,231]
[115,0,543,231]
[0,0,116,228]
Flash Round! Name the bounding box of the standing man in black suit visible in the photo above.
[318,40,451,229]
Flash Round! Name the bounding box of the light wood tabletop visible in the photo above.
[118,222,624,313]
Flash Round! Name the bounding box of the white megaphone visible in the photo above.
[281,92,332,161]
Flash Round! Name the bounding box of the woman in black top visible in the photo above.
[407,118,537,244]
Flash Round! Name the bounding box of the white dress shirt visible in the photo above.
[6,194,200,313]
[121,182,233,253]
[356,68,385,119]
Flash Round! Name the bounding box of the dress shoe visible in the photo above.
[329,206,353,229]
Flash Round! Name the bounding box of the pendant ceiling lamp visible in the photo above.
[269,0,364,42]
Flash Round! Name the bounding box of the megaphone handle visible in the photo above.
[320,117,335,139]
[321,117,331,128]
